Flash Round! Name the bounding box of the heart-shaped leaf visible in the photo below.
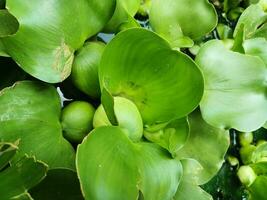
[77,126,182,200]
[175,110,229,184]
[99,28,204,126]
[0,81,75,169]
[1,0,116,83]
[0,155,48,200]
[149,0,217,48]
[196,40,267,132]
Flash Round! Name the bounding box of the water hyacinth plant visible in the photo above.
[0,0,267,199]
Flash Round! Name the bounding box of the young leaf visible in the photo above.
[196,40,267,132]
[104,0,140,32]
[99,28,204,126]
[149,0,217,48]
[144,117,189,155]
[234,3,267,39]
[1,0,116,83]
[0,81,75,169]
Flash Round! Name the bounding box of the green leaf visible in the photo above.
[71,41,105,99]
[243,37,267,65]
[0,141,18,171]
[0,81,75,169]
[234,3,267,39]
[136,143,182,200]
[0,9,19,37]
[2,0,116,83]
[174,159,213,200]
[77,126,182,200]
[175,110,230,184]
[104,0,140,32]
[249,175,267,200]
[0,155,48,200]
[254,23,267,39]
[149,0,217,48]
[99,28,204,126]
[77,126,139,200]
[30,169,83,200]
[196,40,267,132]
[144,118,189,155]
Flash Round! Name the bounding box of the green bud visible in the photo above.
[61,101,95,143]
[239,132,253,147]
[71,41,105,99]
[237,165,257,186]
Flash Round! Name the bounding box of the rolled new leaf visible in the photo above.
[149,0,217,48]
[93,96,143,142]
[196,40,267,132]
[1,0,116,83]
[0,81,76,169]
[99,28,204,126]
[104,0,140,32]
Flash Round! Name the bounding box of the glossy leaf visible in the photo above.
[77,127,139,200]
[71,41,105,99]
[99,28,204,125]
[104,0,140,32]
[175,110,230,184]
[234,3,267,39]
[196,40,267,132]
[0,141,18,171]
[0,156,48,200]
[136,143,182,200]
[2,0,116,83]
[174,159,212,200]
[144,118,189,155]
[0,81,75,169]
[77,126,182,200]
[0,9,19,37]
[243,37,267,65]
[249,175,267,200]
[149,0,217,48]
[30,169,83,200]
